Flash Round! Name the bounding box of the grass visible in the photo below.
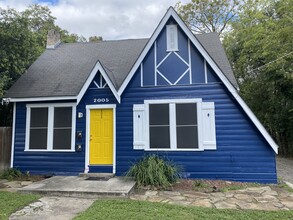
[0,191,40,220]
[74,199,293,220]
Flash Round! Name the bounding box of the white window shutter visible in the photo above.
[133,104,145,149]
[202,102,217,150]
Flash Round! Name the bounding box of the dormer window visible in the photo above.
[166,25,178,51]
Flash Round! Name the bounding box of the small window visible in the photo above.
[53,107,72,150]
[29,108,48,149]
[166,25,178,51]
[149,104,170,149]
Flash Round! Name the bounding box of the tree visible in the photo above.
[89,36,103,42]
[175,0,243,36]
[223,0,293,156]
[0,4,82,125]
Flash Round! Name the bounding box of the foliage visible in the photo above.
[89,36,103,42]
[223,0,293,156]
[126,155,181,189]
[0,4,91,126]
[0,168,22,180]
[74,199,293,220]
[0,191,40,220]
[175,0,244,36]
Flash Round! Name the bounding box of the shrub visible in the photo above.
[126,155,181,189]
[0,168,22,180]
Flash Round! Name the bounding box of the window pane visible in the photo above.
[54,107,72,128]
[176,103,197,125]
[149,104,169,125]
[29,129,47,149]
[53,129,72,150]
[150,127,170,148]
[30,108,48,127]
[177,126,198,149]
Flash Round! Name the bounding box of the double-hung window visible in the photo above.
[133,99,216,151]
[26,104,76,151]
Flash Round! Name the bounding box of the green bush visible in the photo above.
[126,155,181,189]
[0,168,22,180]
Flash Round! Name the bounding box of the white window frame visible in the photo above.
[25,103,76,152]
[144,98,203,151]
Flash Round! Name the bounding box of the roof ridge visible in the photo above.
[60,38,149,46]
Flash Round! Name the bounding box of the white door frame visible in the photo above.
[85,104,116,173]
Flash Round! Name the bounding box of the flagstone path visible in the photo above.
[130,186,293,211]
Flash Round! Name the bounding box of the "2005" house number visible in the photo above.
[93,98,109,103]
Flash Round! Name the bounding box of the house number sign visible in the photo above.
[93,98,109,103]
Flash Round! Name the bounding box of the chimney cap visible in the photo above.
[46,29,61,49]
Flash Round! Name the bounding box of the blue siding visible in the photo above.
[12,20,277,183]
[13,103,84,175]
[116,74,277,183]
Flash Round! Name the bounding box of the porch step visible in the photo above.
[79,173,114,180]
[20,176,136,199]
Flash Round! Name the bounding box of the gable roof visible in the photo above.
[4,34,238,101]
[3,7,277,153]
[4,39,148,99]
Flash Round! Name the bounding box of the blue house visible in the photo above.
[3,7,278,183]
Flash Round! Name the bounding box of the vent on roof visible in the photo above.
[166,25,178,51]
[46,29,61,49]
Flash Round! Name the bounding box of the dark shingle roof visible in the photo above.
[4,39,148,98]
[195,32,238,88]
[4,34,238,99]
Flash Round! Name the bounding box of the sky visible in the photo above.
[0,0,189,40]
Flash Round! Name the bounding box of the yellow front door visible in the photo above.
[90,109,113,165]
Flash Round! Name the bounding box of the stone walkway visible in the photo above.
[9,197,95,220]
[130,186,293,211]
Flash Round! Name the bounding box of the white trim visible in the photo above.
[169,103,176,150]
[188,39,192,84]
[140,63,143,87]
[77,61,120,104]
[154,41,157,86]
[145,99,202,104]
[145,148,204,152]
[85,104,116,174]
[10,103,16,168]
[118,7,278,154]
[204,59,207,84]
[9,96,76,102]
[157,70,172,85]
[157,52,172,68]
[174,68,189,85]
[93,80,100,88]
[24,149,75,152]
[144,98,202,151]
[25,103,76,152]
[174,52,189,67]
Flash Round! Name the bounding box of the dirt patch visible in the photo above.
[170,179,260,192]
[0,182,6,188]
[13,175,46,182]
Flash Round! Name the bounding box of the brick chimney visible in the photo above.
[46,29,61,49]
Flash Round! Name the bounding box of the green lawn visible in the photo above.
[75,199,293,220]
[0,191,40,220]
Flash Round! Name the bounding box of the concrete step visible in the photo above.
[19,176,136,199]
[79,173,115,180]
